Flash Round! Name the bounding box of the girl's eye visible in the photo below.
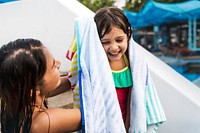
[101,41,110,45]
[116,39,123,43]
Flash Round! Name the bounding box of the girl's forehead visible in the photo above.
[102,25,118,32]
[102,27,126,39]
[103,26,124,34]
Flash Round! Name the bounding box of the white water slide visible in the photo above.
[0,0,200,132]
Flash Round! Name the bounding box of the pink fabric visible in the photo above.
[116,87,129,122]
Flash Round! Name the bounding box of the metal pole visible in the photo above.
[154,25,159,50]
[193,17,197,50]
[188,18,192,50]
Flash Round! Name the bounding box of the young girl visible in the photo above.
[0,39,81,133]
[66,7,166,132]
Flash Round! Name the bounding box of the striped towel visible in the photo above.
[128,39,166,132]
[66,35,77,61]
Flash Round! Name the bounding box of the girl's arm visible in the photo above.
[48,76,72,97]
[31,108,81,133]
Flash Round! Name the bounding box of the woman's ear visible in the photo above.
[36,90,40,96]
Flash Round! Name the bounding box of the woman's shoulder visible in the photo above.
[31,108,81,133]
[31,109,52,133]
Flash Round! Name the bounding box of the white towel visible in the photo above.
[129,40,166,132]
[75,16,166,133]
[129,39,147,132]
[76,17,126,133]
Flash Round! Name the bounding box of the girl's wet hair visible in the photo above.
[0,39,46,132]
[94,7,132,41]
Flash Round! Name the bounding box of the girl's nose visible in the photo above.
[110,44,119,51]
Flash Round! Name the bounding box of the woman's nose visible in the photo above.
[55,60,61,69]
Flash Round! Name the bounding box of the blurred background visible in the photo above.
[1,0,200,87]
[1,1,200,132]
[77,0,200,87]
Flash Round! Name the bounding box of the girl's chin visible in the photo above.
[56,79,61,87]
[108,56,122,62]
[108,54,123,61]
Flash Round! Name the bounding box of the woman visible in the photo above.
[0,38,81,133]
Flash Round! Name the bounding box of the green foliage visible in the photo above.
[78,0,189,13]
[125,0,147,12]
[78,0,114,12]
[125,0,188,12]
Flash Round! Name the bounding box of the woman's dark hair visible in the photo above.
[94,7,132,41]
[0,39,47,133]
